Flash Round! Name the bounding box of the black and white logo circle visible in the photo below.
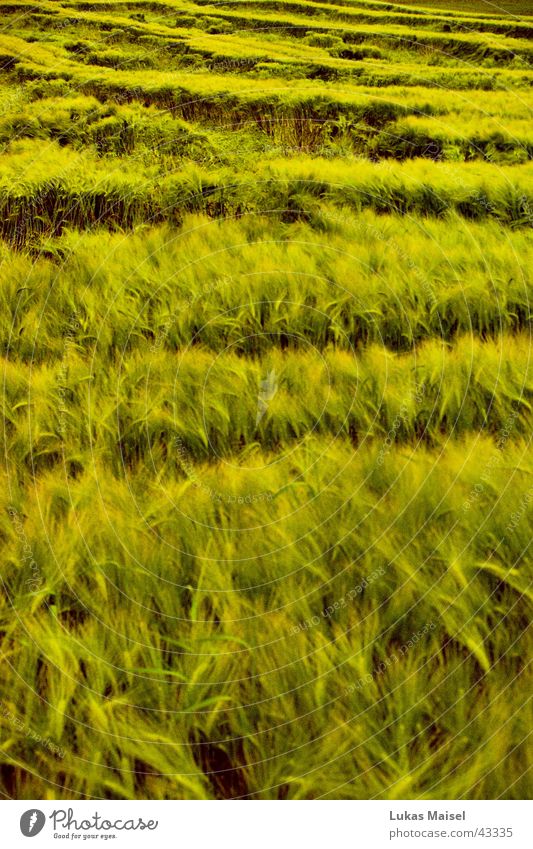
[20,810,46,837]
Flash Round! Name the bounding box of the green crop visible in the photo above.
[0,0,531,802]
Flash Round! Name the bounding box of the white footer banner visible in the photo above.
[1,800,530,848]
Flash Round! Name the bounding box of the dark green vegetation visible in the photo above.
[0,0,532,800]
[398,1,532,15]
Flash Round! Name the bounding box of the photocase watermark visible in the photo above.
[150,275,231,353]
[256,368,278,426]
[320,209,438,328]
[20,809,46,837]
[8,506,43,592]
[19,807,159,838]
[505,485,533,534]
[376,382,425,466]
[0,84,25,117]
[344,621,436,695]
[258,141,349,159]
[0,701,65,759]
[354,217,438,309]
[174,435,272,505]
[519,194,533,225]
[57,311,81,438]
[462,407,520,512]
[288,566,386,636]
[50,807,158,834]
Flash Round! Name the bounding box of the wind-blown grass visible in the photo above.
[0,0,531,803]
[1,434,531,798]
[0,142,531,246]
[1,212,531,358]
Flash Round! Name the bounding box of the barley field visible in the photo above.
[0,0,531,801]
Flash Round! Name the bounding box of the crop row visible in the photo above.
[1,208,531,359]
[0,143,531,246]
[3,30,531,123]
[1,424,530,798]
[1,88,531,165]
[62,0,533,39]
[1,0,532,807]
[3,330,533,477]
[216,0,533,36]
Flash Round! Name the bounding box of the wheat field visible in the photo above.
[0,0,531,800]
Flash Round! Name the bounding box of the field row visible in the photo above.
[5,46,531,117]
[1,0,531,804]
[3,332,533,475]
[1,212,531,356]
[4,431,532,612]
[4,21,531,93]
[0,142,531,247]
[1,87,532,167]
[61,0,533,36]
[1,430,530,798]
[54,0,533,51]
